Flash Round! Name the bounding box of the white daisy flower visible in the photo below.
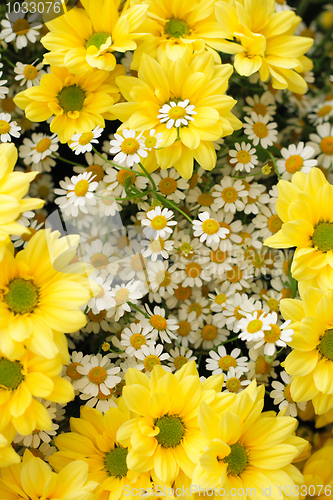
[69,125,104,155]
[140,305,179,344]
[11,218,44,248]
[134,343,170,372]
[82,308,114,334]
[19,132,59,171]
[221,261,255,294]
[172,305,199,348]
[252,312,293,356]
[141,236,175,261]
[193,314,229,349]
[120,322,156,357]
[243,92,276,118]
[142,206,177,240]
[14,60,45,88]
[64,351,93,390]
[0,71,9,99]
[54,171,98,217]
[186,186,216,211]
[157,99,197,128]
[176,256,211,288]
[229,142,258,173]
[247,347,279,382]
[81,239,120,276]
[167,346,196,372]
[146,259,180,303]
[73,151,108,180]
[276,142,317,180]
[270,371,306,417]
[0,112,21,142]
[223,367,251,393]
[107,279,145,321]
[87,275,116,314]
[110,129,148,167]
[238,310,273,342]
[142,128,163,150]
[307,123,333,169]
[0,12,42,49]
[243,183,270,215]
[192,211,230,248]
[76,354,121,397]
[252,205,282,242]
[79,388,117,413]
[212,176,248,213]
[208,283,234,314]
[152,168,189,203]
[243,113,278,149]
[308,100,333,125]
[206,346,249,376]
[104,164,149,199]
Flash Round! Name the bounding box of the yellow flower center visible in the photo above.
[58,85,85,113]
[164,18,189,38]
[267,214,283,233]
[120,138,140,155]
[253,122,269,138]
[1,97,15,112]
[177,320,191,337]
[255,354,272,375]
[188,302,202,317]
[317,105,332,117]
[23,65,38,80]
[149,314,167,331]
[13,18,30,35]
[114,288,130,306]
[283,383,294,403]
[210,249,227,264]
[74,179,90,197]
[155,270,172,287]
[154,414,185,447]
[90,252,109,269]
[185,262,201,278]
[86,32,111,50]
[3,278,39,315]
[312,222,333,252]
[222,187,238,203]
[225,377,241,393]
[66,362,83,381]
[218,355,237,371]
[150,215,167,230]
[223,442,248,475]
[145,136,158,148]
[105,446,128,478]
[264,324,281,343]
[174,355,188,370]
[0,120,10,134]
[78,131,94,146]
[144,354,161,371]
[130,333,146,349]
[201,218,220,235]
[117,169,136,186]
[247,319,263,334]
[149,237,165,253]
[320,136,333,155]
[202,324,218,340]
[180,242,194,258]
[226,265,242,283]
[87,309,106,322]
[168,106,187,120]
[215,293,227,305]
[266,298,279,312]
[0,358,24,390]
[88,366,107,385]
[252,103,267,115]
[285,155,304,173]
[87,164,104,182]
[159,177,177,195]
[236,150,251,164]
[36,137,51,153]
[174,285,191,301]
[197,192,214,206]
[318,329,333,360]
[234,305,245,320]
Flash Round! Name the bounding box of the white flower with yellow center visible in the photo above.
[308,100,333,126]
[192,211,230,248]
[223,367,251,393]
[13,400,59,448]
[81,238,119,277]
[19,132,59,169]
[307,123,333,168]
[104,164,149,199]
[142,206,177,240]
[134,343,170,372]
[176,256,211,288]
[54,171,98,217]
[212,176,248,213]
[270,371,306,417]
[0,12,42,49]
[277,142,317,180]
[14,61,45,88]
[221,261,255,294]
[252,312,293,356]
[244,113,278,149]
[120,322,157,358]
[141,236,175,261]
[69,125,103,155]
[107,279,145,321]
[193,314,229,349]
[252,205,283,241]
[110,129,148,167]
[142,129,163,150]
[76,354,121,398]
[157,99,197,129]
[0,112,21,142]
[152,167,189,203]
[186,186,216,210]
[167,346,196,372]
[244,183,270,215]
[206,345,249,376]
[229,142,258,173]
[238,310,273,342]
[172,305,199,347]
[140,304,179,344]
[243,92,276,119]
[86,275,116,314]
[247,346,279,382]
[146,259,180,303]
[0,71,9,99]
[11,218,44,249]
[29,173,55,203]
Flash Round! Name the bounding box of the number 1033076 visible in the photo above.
[6,2,61,14]
[277,485,332,496]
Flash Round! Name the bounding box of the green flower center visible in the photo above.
[58,85,85,113]
[312,222,333,252]
[86,32,111,50]
[318,329,333,361]
[164,18,189,38]
[223,442,248,476]
[105,446,128,478]
[3,278,39,315]
[154,414,185,448]
[0,358,24,390]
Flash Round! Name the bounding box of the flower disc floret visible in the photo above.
[36,137,51,153]
[105,446,128,478]
[3,278,39,315]
[0,358,24,390]
[164,18,189,38]
[58,85,85,113]
[223,443,248,476]
[312,223,333,252]
[86,32,110,49]
[154,414,185,448]
[318,329,333,361]
[285,155,303,173]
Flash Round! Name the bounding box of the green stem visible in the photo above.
[51,153,86,168]
[95,189,152,202]
[128,301,149,319]
[222,335,240,345]
[139,162,158,201]
[267,151,281,180]
[156,194,193,224]
[92,146,146,177]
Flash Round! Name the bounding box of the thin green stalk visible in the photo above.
[156,193,193,224]
[95,189,152,202]
[267,151,281,180]
[128,301,149,318]
[139,162,158,201]
[92,146,146,177]
[51,153,86,168]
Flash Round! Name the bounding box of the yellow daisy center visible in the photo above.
[252,103,267,115]
[317,105,332,117]
[226,265,242,283]
[267,214,283,233]
[234,305,245,320]
[222,187,238,203]
[164,18,189,38]
[159,177,177,195]
[79,131,94,146]
[247,319,263,334]
[130,333,146,349]
[185,262,201,278]
[177,320,191,337]
[188,302,202,317]
[145,135,157,148]
[266,298,279,312]
[285,155,303,173]
[90,252,109,269]
[88,366,107,385]
[174,355,188,370]
[320,136,333,155]
[255,354,272,375]
[318,329,333,360]
[210,249,227,264]
[66,362,83,381]
[202,219,220,235]
[180,242,194,258]
[87,309,106,322]
[117,169,136,186]
[87,164,104,182]
[13,18,30,35]
[202,324,218,340]
[264,324,281,343]
[283,383,294,403]
[0,120,10,134]
[3,278,39,315]
[0,358,24,390]
[312,222,333,252]
[218,355,237,371]
[151,215,167,230]
[223,442,248,475]
[23,65,38,80]
[114,288,130,306]
[225,377,241,393]
[105,446,128,478]
[74,179,90,196]
[58,85,85,113]
[149,314,167,331]
[168,106,187,120]
[154,414,185,447]
[144,354,161,371]
[236,150,251,164]
[121,138,140,155]
[213,293,226,306]
[155,270,172,287]
[253,122,268,138]
[174,285,191,301]
[36,137,51,153]
[198,192,214,206]
[1,97,15,112]
[149,237,165,253]
[86,32,110,50]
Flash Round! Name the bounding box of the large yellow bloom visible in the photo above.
[41,0,149,74]
[0,424,19,467]
[0,347,74,436]
[280,288,333,415]
[264,168,333,296]
[112,51,242,179]
[0,143,44,261]
[14,65,124,143]
[192,380,306,497]
[49,404,151,500]
[214,0,313,94]
[300,438,333,500]
[0,229,95,361]
[0,450,98,500]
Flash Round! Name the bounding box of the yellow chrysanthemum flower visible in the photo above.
[0,229,95,361]
[112,51,242,179]
[0,143,44,261]
[0,424,20,467]
[41,0,149,74]
[300,438,333,499]
[215,0,314,94]
[14,65,124,143]
[49,403,151,500]
[0,347,74,436]
[192,380,306,495]
[264,168,333,296]
[0,450,98,500]
[130,0,241,70]
[280,288,333,415]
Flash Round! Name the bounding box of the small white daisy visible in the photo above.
[0,71,9,99]
[247,347,279,382]
[69,126,104,155]
[11,218,44,248]
[81,239,120,277]
[212,176,248,213]
[167,346,196,372]
[120,322,156,357]
[152,168,189,203]
[54,171,98,217]
[243,92,276,119]
[140,305,179,344]
[252,312,294,356]
[29,173,55,203]
[76,353,121,397]
[141,206,177,240]
[82,308,114,334]
[14,60,45,88]
[110,129,148,167]
[141,236,175,261]
[270,371,306,417]
[206,346,249,376]
[142,129,163,150]
[19,133,59,170]
[229,142,258,173]
[193,315,229,349]
[307,123,333,169]
[172,305,199,347]
[86,275,116,314]
[223,367,251,393]
[0,112,21,142]
[13,400,59,447]
[146,259,180,303]
[192,211,230,248]
[104,164,149,199]
[134,343,170,372]
[107,279,145,321]
[308,100,333,125]
[0,12,42,49]
[276,142,317,180]
[243,113,278,149]
[63,351,92,390]
[79,387,117,413]
[238,310,273,342]
[158,99,197,128]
